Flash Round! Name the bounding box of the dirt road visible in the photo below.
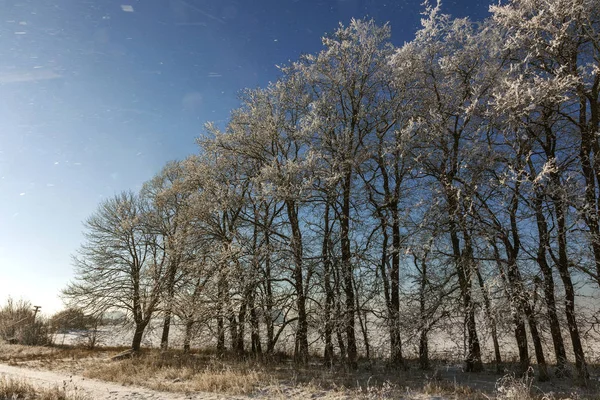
[0,363,244,400]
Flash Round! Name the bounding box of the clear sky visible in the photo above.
[0,0,490,315]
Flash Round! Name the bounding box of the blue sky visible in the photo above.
[0,0,490,315]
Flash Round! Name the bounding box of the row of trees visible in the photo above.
[65,0,600,380]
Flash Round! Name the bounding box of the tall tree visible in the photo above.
[141,161,194,350]
[64,191,166,352]
[295,19,397,368]
[391,6,493,371]
[490,0,599,378]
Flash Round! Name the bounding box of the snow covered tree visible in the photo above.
[290,18,399,368]
[64,191,166,352]
[141,160,196,350]
[390,4,492,372]
[490,0,600,379]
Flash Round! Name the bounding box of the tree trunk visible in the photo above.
[263,219,275,355]
[552,176,589,379]
[390,207,404,367]
[446,178,481,372]
[183,319,193,353]
[237,299,246,355]
[160,258,178,350]
[418,254,430,370]
[160,310,172,351]
[475,266,502,373]
[341,171,357,369]
[217,316,225,355]
[217,272,226,355]
[523,302,549,380]
[286,200,308,364]
[375,215,396,366]
[131,320,148,352]
[531,186,569,376]
[229,314,239,354]
[336,328,346,361]
[450,225,482,372]
[249,293,261,354]
[504,256,531,376]
[354,277,370,361]
[322,202,334,367]
[248,211,262,355]
[578,88,600,286]
[419,329,429,370]
[360,309,370,361]
[334,265,347,360]
[464,296,482,372]
[513,314,530,376]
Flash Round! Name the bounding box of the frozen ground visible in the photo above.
[0,363,245,400]
[0,362,462,399]
[2,355,599,399]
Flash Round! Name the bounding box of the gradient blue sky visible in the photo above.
[0,0,490,315]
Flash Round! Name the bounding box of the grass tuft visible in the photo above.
[421,379,487,399]
[84,352,264,395]
[0,377,88,400]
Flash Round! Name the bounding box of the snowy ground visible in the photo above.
[0,363,248,400]
[2,356,599,399]
[0,362,460,399]
[5,321,600,400]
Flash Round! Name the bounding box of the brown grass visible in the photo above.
[0,342,57,363]
[0,342,125,364]
[0,377,88,400]
[2,342,599,399]
[420,379,487,399]
[83,352,265,395]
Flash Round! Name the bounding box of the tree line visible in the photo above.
[64,0,600,380]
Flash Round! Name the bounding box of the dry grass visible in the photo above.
[2,342,600,399]
[83,352,265,395]
[0,377,88,400]
[492,373,598,400]
[0,341,119,364]
[420,379,487,399]
[0,342,57,363]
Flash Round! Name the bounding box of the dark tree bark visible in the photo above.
[217,273,226,355]
[575,67,600,287]
[264,232,275,355]
[551,177,589,379]
[475,266,502,373]
[333,263,347,361]
[229,314,239,354]
[237,296,247,355]
[160,257,179,350]
[341,170,357,369]
[447,190,482,372]
[131,319,148,352]
[160,310,172,350]
[493,241,532,377]
[286,200,309,364]
[183,319,194,353]
[322,201,335,367]
[389,205,404,367]
[418,255,430,370]
[353,277,370,361]
[248,213,262,355]
[523,301,548,380]
[529,178,569,376]
[248,291,261,354]
[514,316,530,376]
